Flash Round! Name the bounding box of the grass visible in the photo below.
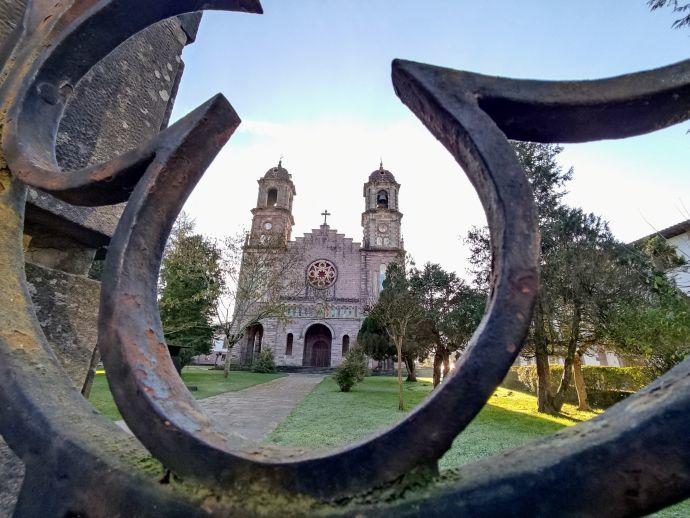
[88,366,285,420]
[269,377,597,460]
[270,376,435,449]
[269,376,689,517]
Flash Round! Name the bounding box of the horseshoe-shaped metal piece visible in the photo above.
[92,28,542,502]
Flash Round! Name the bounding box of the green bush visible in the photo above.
[502,365,657,408]
[348,347,368,382]
[334,347,368,392]
[334,365,357,392]
[252,349,276,373]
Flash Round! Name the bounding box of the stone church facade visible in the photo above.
[230,162,404,369]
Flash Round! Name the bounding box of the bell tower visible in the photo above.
[249,160,296,246]
[361,162,403,250]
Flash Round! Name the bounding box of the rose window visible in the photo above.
[306,260,337,289]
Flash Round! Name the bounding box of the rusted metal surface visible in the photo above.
[0,1,260,516]
[0,0,688,515]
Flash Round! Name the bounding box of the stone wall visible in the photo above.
[24,263,102,388]
[0,442,23,517]
[23,10,201,391]
[293,225,362,300]
[274,317,362,368]
[362,248,402,301]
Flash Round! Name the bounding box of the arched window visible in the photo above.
[379,263,386,292]
[342,335,350,356]
[243,323,263,365]
[267,188,278,207]
[286,333,293,356]
[376,190,389,209]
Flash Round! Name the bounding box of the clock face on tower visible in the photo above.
[263,221,273,230]
[377,223,389,234]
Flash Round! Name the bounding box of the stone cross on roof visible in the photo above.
[321,209,331,225]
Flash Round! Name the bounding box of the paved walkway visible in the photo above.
[115,374,323,448]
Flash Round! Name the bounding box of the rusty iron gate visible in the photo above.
[0,1,688,516]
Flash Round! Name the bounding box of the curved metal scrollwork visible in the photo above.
[0,0,688,516]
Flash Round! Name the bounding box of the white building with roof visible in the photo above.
[635,220,690,295]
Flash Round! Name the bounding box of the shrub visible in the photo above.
[334,365,357,392]
[502,365,657,408]
[334,347,368,392]
[252,349,276,373]
[347,346,368,382]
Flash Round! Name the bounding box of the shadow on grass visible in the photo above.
[440,403,564,469]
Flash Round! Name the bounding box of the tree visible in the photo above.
[442,285,486,371]
[606,237,690,376]
[467,142,690,413]
[369,262,425,410]
[409,263,485,387]
[533,214,690,412]
[610,284,690,373]
[401,318,435,382]
[466,142,572,412]
[358,311,429,382]
[649,0,690,28]
[358,315,396,363]
[218,231,304,377]
[159,216,223,370]
[538,208,622,412]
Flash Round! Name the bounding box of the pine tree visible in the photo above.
[159,216,222,370]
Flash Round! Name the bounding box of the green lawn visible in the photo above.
[88,366,285,420]
[269,377,596,461]
[269,376,688,517]
[270,377,436,448]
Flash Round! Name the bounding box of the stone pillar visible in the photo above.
[0,4,203,515]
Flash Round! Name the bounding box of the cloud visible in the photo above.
[182,117,690,281]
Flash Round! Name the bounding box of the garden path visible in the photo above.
[114,373,324,448]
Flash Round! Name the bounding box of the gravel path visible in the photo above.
[115,373,324,448]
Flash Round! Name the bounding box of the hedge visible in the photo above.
[502,365,657,408]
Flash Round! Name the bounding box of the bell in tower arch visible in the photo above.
[376,189,389,209]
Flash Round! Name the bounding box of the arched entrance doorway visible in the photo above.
[303,324,332,367]
[242,323,263,365]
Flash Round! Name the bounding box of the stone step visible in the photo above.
[276,366,335,375]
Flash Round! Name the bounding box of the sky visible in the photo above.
[170,0,690,279]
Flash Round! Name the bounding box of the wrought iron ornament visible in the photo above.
[0,1,687,516]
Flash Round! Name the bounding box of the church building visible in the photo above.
[230,161,404,369]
